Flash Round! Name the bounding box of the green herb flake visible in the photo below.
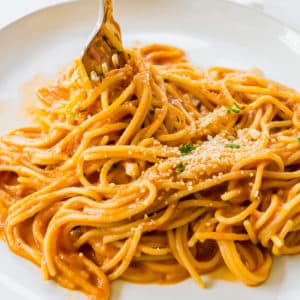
[149,108,155,115]
[225,143,240,149]
[176,162,185,173]
[179,143,198,156]
[72,77,79,84]
[297,137,300,143]
[225,102,241,114]
[71,113,77,120]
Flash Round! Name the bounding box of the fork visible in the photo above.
[82,0,126,80]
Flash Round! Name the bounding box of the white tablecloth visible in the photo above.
[0,0,300,32]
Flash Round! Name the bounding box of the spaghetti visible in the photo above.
[1,44,300,299]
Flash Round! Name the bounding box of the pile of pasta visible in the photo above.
[1,44,300,300]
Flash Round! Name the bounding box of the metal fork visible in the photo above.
[82,0,125,80]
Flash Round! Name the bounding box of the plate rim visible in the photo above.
[0,1,300,300]
[1,0,300,37]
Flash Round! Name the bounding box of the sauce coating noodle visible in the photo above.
[1,44,300,299]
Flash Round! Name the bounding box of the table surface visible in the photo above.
[0,0,300,32]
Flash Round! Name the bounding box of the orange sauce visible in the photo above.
[20,73,55,115]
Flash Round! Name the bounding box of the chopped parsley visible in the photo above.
[149,108,155,115]
[298,137,300,143]
[179,143,198,156]
[72,71,80,84]
[72,76,80,84]
[225,102,241,114]
[176,162,185,173]
[225,143,240,149]
[71,113,77,120]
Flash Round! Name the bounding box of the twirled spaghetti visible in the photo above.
[1,44,300,299]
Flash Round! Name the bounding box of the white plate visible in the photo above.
[1,0,300,299]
